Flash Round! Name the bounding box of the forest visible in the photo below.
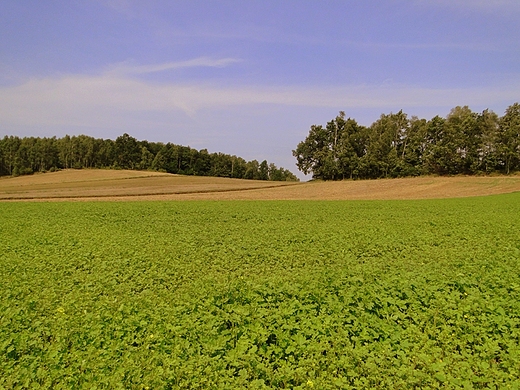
[0,133,298,181]
[293,103,520,180]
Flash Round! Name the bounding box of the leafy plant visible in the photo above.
[1,195,520,388]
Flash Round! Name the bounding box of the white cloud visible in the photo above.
[1,71,519,130]
[106,57,242,76]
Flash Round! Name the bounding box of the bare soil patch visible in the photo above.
[1,170,519,201]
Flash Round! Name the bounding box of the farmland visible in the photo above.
[1,194,520,388]
[0,169,296,201]
[1,169,520,201]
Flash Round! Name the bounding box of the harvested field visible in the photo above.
[0,169,296,201]
[192,175,520,201]
[1,169,520,201]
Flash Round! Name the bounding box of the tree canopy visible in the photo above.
[293,103,520,180]
[0,134,299,181]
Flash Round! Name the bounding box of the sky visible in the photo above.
[1,1,519,179]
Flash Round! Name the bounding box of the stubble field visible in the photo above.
[1,171,520,388]
[1,169,520,201]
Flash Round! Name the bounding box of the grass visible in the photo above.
[1,194,520,388]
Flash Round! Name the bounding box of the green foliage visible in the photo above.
[0,134,298,182]
[1,195,520,388]
[294,103,520,179]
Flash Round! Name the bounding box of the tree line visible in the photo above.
[293,103,520,180]
[0,133,299,181]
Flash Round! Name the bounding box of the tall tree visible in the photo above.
[445,106,479,174]
[336,117,367,179]
[193,149,211,176]
[423,115,448,174]
[0,136,21,175]
[139,146,154,170]
[365,111,409,178]
[497,103,520,174]
[476,109,499,173]
[258,160,269,180]
[293,124,330,179]
[293,112,351,180]
[244,160,259,180]
[114,133,140,169]
[402,116,428,176]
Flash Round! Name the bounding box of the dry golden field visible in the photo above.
[0,169,296,201]
[1,169,520,201]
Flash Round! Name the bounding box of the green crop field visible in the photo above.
[1,195,520,389]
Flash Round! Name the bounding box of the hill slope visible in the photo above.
[0,169,297,201]
[2,170,520,201]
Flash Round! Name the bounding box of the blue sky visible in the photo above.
[1,1,519,178]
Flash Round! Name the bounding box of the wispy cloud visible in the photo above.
[1,72,519,130]
[105,57,242,76]
[99,0,137,18]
